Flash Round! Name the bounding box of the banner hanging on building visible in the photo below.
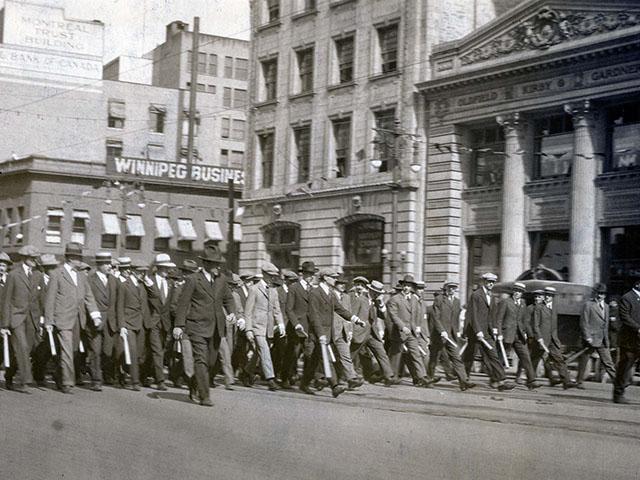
[106,157,244,186]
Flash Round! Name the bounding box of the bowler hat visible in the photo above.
[593,283,607,294]
[18,245,40,258]
[95,252,112,264]
[64,242,84,258]
[199,245,225,264]
[299,261,319,274]
[39,253,59,267]
[368,280,385,294]
[153,253,176,268]
[180,259,199,273]
[352,276,369,285]
[0,252,13,265]
[261,261,279,276]
[401,274,417,286]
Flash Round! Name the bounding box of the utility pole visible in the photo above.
[186,16,200,164]
[227,179,236,271]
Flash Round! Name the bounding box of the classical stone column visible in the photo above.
[565,100,597,285]
[497,112,527,282]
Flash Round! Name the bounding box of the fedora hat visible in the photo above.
[593,283,607,294]
[415,280,425,289]
[0,252,13,265]
[180,259,199,273]
[368,280,385,294]
[95,252,112,264]
[352,276,369,285]
[39,253,59,267]
[64,242,84,258]
[18,245,40,258]
[299,261,319,274]
[199,245,225,264]
[401,274,417,286]
[153,253,176,268]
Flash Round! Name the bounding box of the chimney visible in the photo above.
[166,20,189,40]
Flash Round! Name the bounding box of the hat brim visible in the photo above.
[155,262,177,268]
[368,286,384,294]
[200,256,225,263]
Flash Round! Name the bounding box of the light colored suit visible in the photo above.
[576,299,615,384]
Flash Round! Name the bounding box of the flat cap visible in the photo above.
[261,262,279,276]
[482,272,498,281]
[18,245,40,257]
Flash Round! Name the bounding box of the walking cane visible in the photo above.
[459,340,468,355]
[479,337,494,351]
[319,337,333,379]
[498,338,509,367]
[2,331,10,368]
[48,328,57,356]
[444,336,459,349]
[122,334,132,366]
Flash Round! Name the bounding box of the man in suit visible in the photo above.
[495,282,540,390]
[270,269,297,386]
[44,243,101,394]
[174,246,236,407]
[1,246,42,393]
[244,262,285,391]
[32,254,60,387]
[347,276,374,382]
[430,280,476,391]
[462,272,515,391]
[306,268,364,398]
[387,275,436,388]
[142,254,176,391]
[86,252,117,391]
[115,258,149,390]
[0,252,10,370]
[284,261,317,391]
[531,286,577,389]
[575,283,616,389]
[331,276,363,389]
[613,274,640,404]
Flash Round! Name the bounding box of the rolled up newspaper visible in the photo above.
[48,329,57,356]
[498,339,509,366]
[459,340,468,355]
[479,337,494,351]
[444,336,459,349]
[2,331,10,368]
[123,334,132,365]
[565,347,589,364]
[328,344,337,363]
[417,345,427,357]
[320,341,333,379]
[175,339,182,354]
[79,339,85,354]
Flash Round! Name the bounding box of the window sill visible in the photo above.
[256,20,281,33]
[327,81,356,92]
[330,0,357,8]
[255,99,278,109]
[291,9,318,22]
[462,185,502,198]
[289,91,314,101]
[369,71,400,82]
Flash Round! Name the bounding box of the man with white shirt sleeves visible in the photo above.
[575,283,616,389]
[1,245,42,393]
[44,243,101,394]
[86,252,117,391]
[613,273,640,404]
[32,254,60,387]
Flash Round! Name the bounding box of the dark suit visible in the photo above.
[116,277,149,386]
[429,294,468,383]
[87,271,117,385]
[386,292,427,381]
[2,264,42,386]
[495,297,536,384]
[576,299,616,384]
[613,289,640,399]
[462,288,506,383]
[531,303,571,384]
[143,275,174,384]
[350,299,395,381]
[175,271,235,401]
[282,280,312,383]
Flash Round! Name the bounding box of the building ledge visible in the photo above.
[291,9,318,22]
[256,19,281,33]
[523,176,570,195]
[369,71,400,83]
[330,0,357,9]
[462,185,501,198]
[254,99,278,109]
[327,81,356,92]
[595,169,640,189]
[288,91,314,102]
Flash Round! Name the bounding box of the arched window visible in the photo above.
[340,215,384,282]
[263,221,300,271]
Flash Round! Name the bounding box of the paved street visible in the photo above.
[1,376,639,480]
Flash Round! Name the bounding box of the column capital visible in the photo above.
[496,112,525,136]
[564,99,598,128]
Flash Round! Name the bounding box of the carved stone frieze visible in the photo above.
[461,7,640,66]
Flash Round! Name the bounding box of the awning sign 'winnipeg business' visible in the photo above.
[107,157,245,186]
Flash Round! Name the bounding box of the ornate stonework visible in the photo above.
[460,7,640,66]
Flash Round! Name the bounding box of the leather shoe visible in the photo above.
[497,381,516,391]
[515,377,525,385]
[90,383,103,392]
[527,381,542,390]
[383,377,401,387]
[417,378,433,388]
[60,386,73,394]
[575,382,585,390]
[563,381,578,390]
[280,379,293,390]
[156,382,168,391]
[332,384,347,398]
[200,398,214,407]
[299,384,315,395]
[267,379,280,391]
[347,378,364,390]
[131,384,141,392]
[549,378,563,387]
[13,385,31,394]
[313,378,328,391]
[613,396,630,404]
[460,382,476,391]
[424,376,441,385]
[224,378,235,391]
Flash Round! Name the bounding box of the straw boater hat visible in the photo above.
[95,252,112,264]
[118,257,132,269]
[153,253,176,268]
[0,252,13,265]
[368,280,385,294]
[543,286,557,296]
[512,282,526,292]
[352,276,369,285]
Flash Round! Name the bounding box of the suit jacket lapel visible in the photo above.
[94,273,108,297]
[199,272,215,299]
[17,267,32,291]
[61,267,77,288]
[258,282,269,300]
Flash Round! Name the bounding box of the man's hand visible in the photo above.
[246,331,255,342]
[351,315,365,327]
[491,328,498,337]
[172,327,183,340]
[401,326,411,335]
[476,331,484,339]
[39,316,45,326]
[144,276,154,287]
[120,327,128,338]
[93,315,103,330]
[497,335,504,342]
[440,331,449,339]
[456,331,462,339]
[346,331,353,343]
[237,318,246,331]
[415,326,422,335]
[295,323,304,332]
[226,312,236,324]
[378,329,385,340]
[586,337,593,345]
[319,335,327,344]
[537,338,544,345]
[45,325,54,334]
[0,328,11,336]
[277,323,286,337]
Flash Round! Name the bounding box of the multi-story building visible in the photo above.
[0,1,247,266]
[241,0,518,283]
[418,0,640,297]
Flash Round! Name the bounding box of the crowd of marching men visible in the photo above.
[1,241,639,406]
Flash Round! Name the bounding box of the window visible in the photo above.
[260,132,275,188]
[70,211,89,245]
[233,89,247,109]
[208,54,217,76]
[265,223,300,271]
[231,150,244,168]
[294,125,311,183]
[224,56,234,78]
[232,119,245,141]
[343,219,383,282]
[4,208,13,245]
[207,84,216,94]
[154,217,173,251]
[186,50,193,72]
[223,87,232,107]
[101,212,120,249]
[205,221,225,242]
[603,226,640,296]
[108,100,125,128]
[333,117,351,178]
[467,235,501,294]
[607,101,640,171]
[46,208,64,245]
[295,47,314,94]
[198,52,206,73]
[373,109,396,172]
[125,214,145,251]
[182,110,201,137]
[221,117,230,138]
[469,126,505,187]
[235,58,248,80]
[534,114,574,179]
[177,218,197,252]
[149,105,166,134]
[530,231,569,281]
[147,144,165,161]
[266,0,280,23]
[197,83,205,92]
[261,58,278,101]
[106,140,123,162]
[335,36,354,84]
[220,149,229,165]
[377,24,398,74]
